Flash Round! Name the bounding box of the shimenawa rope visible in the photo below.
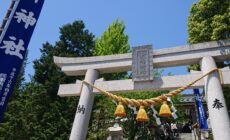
[79,68,221,107]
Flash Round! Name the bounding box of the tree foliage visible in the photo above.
[0,18,186,140]
[88,20,184,139]
[0,54,27,140]
[188,0,229,70]
[188,0,229,44]
[94,20,130,56]
[0,20,95,140]
[93,20,130,80]
[87,20,130,139]
[188,0,230,110]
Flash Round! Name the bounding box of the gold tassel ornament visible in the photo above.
[159,101,172,117]
[114,102,126,117]
[136,106,149,122]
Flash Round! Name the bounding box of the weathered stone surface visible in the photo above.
[201,57,230,140]
[132,45,153,81]
[69,69,98,140]
[57,69,230,97]
[54,39,230,76]
[53,39,230,140]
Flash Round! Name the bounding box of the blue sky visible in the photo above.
[0,0,198,81]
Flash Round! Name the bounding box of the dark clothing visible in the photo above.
[181,123,191,133]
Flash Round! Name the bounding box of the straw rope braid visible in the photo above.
[80,68,221,107]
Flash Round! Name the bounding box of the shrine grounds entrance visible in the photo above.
[54,39,230,140]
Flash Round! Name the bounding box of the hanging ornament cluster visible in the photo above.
[79,68,220,122]
[114,103,150,122]
[113,100,176,122]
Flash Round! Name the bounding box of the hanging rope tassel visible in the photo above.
[159,101,172,117]
[136,106,149,122]
[114,102,126,117]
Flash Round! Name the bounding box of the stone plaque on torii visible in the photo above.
[54,39,230,140]
[132,45,153,81]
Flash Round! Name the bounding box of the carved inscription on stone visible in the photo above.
[132,45,153,81]
[220,48,230,55]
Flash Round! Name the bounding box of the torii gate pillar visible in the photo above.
[69,69,99,140]
[201,56,230,140]
[54,39,230,140]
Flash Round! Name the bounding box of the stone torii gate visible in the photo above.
[54,39,230,140]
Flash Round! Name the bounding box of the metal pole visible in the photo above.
[201,56,230,140]
[69,69,99,140]
[0,0,20,41]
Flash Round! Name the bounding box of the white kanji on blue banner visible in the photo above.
[0,36,25,59]
[14,9,37,29]
[0,0,44,121]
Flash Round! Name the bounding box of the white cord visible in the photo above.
[128,105,137,114]
[151,105,161,125]
[167,97,178,119]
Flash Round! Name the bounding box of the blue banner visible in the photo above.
[193,89,208,130]
[0,0,44,121]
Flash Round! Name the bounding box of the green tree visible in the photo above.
[0,54,28,139]
[87,20,130,139]
[188,0,230,109]
[34,20,95,97]
[31,20,95,139]
[93,19,130,80]
[88,20,183,140]
[188,0,229,44]
[188,0,229,70]
[94,20,130,56]
[0,20,95,140]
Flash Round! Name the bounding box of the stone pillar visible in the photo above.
[69,69,99,140]
[201,56,230,140]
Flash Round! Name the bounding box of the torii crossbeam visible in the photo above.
[54,39,230,140]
